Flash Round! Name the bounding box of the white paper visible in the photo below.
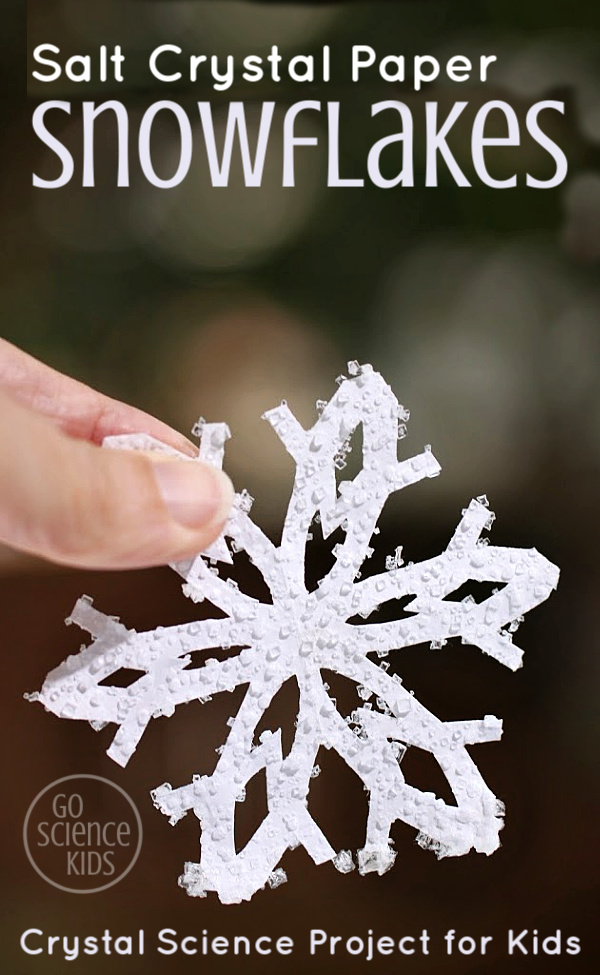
[30,364,559,903]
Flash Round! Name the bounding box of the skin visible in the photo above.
[0,339,234,570]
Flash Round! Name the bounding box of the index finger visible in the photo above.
[0,339,197,456]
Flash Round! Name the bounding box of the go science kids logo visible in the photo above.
[23,775,142,894]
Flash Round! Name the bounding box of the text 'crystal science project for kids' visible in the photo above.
[30,364,559,904]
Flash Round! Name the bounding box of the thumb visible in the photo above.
[0,392,234,569]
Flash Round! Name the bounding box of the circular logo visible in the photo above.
[23,775,143,894]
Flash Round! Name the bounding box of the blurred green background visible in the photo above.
[4,1,600,972]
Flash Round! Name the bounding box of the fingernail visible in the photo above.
[153,460,234,530]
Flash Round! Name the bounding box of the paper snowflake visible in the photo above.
[30,364,559,904]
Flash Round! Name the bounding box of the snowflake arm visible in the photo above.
[265,369,441,597]
[350,499,559,670]
[33,596,271,766]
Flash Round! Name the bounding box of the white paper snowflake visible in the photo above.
[30,364,559,904]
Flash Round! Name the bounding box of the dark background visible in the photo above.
[3,1,600,971]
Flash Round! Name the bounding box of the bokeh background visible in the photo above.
[4,0,600,971]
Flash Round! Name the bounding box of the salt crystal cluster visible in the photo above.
[30,365,559,904]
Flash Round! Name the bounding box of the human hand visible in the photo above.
[0,339,234,569]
